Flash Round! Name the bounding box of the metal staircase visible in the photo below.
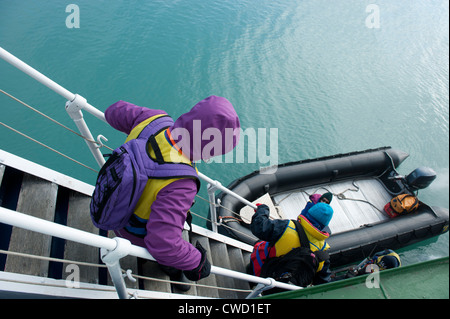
[0,151,262,299]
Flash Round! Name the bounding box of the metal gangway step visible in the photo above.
[0,151,260,298]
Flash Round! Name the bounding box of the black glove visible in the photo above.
[183,241,211,281]
[253,204,270,217]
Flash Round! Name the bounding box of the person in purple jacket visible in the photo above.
[104,96,240,290]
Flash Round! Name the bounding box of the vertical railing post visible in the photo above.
[199,172,257,232]
[100,237,133,299]
[245,279,277,299]
[65,94,106,167]
[207,183,219,233]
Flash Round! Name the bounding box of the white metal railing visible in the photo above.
[0,47,106,168]
[0,46,297,298]
[0,47,105,122]
[0,206,300,298]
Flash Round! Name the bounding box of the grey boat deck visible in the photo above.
[0,150,253,299]
[273,178,393,234]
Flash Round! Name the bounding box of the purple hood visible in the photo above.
[170,96,240,162]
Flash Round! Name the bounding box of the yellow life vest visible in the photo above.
[274,217,330,272]
[123,114,199,236]
[373,250,401,270]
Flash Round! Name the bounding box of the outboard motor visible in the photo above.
[405,167,437,190]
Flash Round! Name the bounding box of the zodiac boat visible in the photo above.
[215,147,449,267]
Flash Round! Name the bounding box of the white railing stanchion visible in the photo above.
[207,183,219,233]
[198,172,257,233]
[65,95,106,167]
[245,280,276,299]
[100,237,133,299]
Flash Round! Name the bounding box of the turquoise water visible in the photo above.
[1,1,448,264]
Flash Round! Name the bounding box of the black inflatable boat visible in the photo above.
[215,147,449,267]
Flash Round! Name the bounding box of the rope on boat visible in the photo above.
[277,181,385,215]
[188,207,258,242]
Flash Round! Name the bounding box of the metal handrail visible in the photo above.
[0,47,105,122]
[0,207,301,298]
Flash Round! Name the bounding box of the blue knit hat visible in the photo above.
[308,202,334,228]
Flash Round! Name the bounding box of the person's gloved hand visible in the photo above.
[254,203,264,212]
[253,204,270,216]
[183,241,211,281]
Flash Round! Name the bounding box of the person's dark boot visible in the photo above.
[158,264,191,292]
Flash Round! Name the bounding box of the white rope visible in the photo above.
[0,249,106,268]
[0,121,99,173]
[194,193,250,222]
[189,209,258,243]
[130,272,252,293]
[0,88,113,151]
[282,182,385,214]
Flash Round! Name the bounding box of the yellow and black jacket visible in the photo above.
[250,205,331,284]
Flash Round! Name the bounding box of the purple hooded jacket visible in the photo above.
[104,96,240,271]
